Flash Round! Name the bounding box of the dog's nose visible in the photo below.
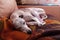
[38,24,42,27]
[27,30,32,34]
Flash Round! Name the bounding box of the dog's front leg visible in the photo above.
[27,22,38,25]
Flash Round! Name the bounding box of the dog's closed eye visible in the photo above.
[28,19,35,22]
[23,22,26,24]
[19,15,23,18]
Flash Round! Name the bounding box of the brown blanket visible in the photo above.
[0,14,60,40]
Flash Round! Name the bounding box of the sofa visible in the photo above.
[1,6,60,40]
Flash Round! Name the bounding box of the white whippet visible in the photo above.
[10,8,47,34]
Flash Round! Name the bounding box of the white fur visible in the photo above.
[10,8,47,33]
[20,8,47,26]
[10,10,31,33]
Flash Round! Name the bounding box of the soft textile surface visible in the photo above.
[0,14,60,40]
[0,5,60,40]
[27,14,60,40]
[0,17,30,40]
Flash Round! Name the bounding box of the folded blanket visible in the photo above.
[0,16,60,40]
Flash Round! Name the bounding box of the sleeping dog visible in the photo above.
[10,8,47,34]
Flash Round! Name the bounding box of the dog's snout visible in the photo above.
[38,24,42,26]
[27,30,32,34]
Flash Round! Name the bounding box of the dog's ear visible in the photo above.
[19,15,23,18]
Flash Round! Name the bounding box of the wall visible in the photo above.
[40,0,60,5]
[20,0,60,5]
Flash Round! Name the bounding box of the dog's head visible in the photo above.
[13,18,32,34]
[10,10,32,34]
